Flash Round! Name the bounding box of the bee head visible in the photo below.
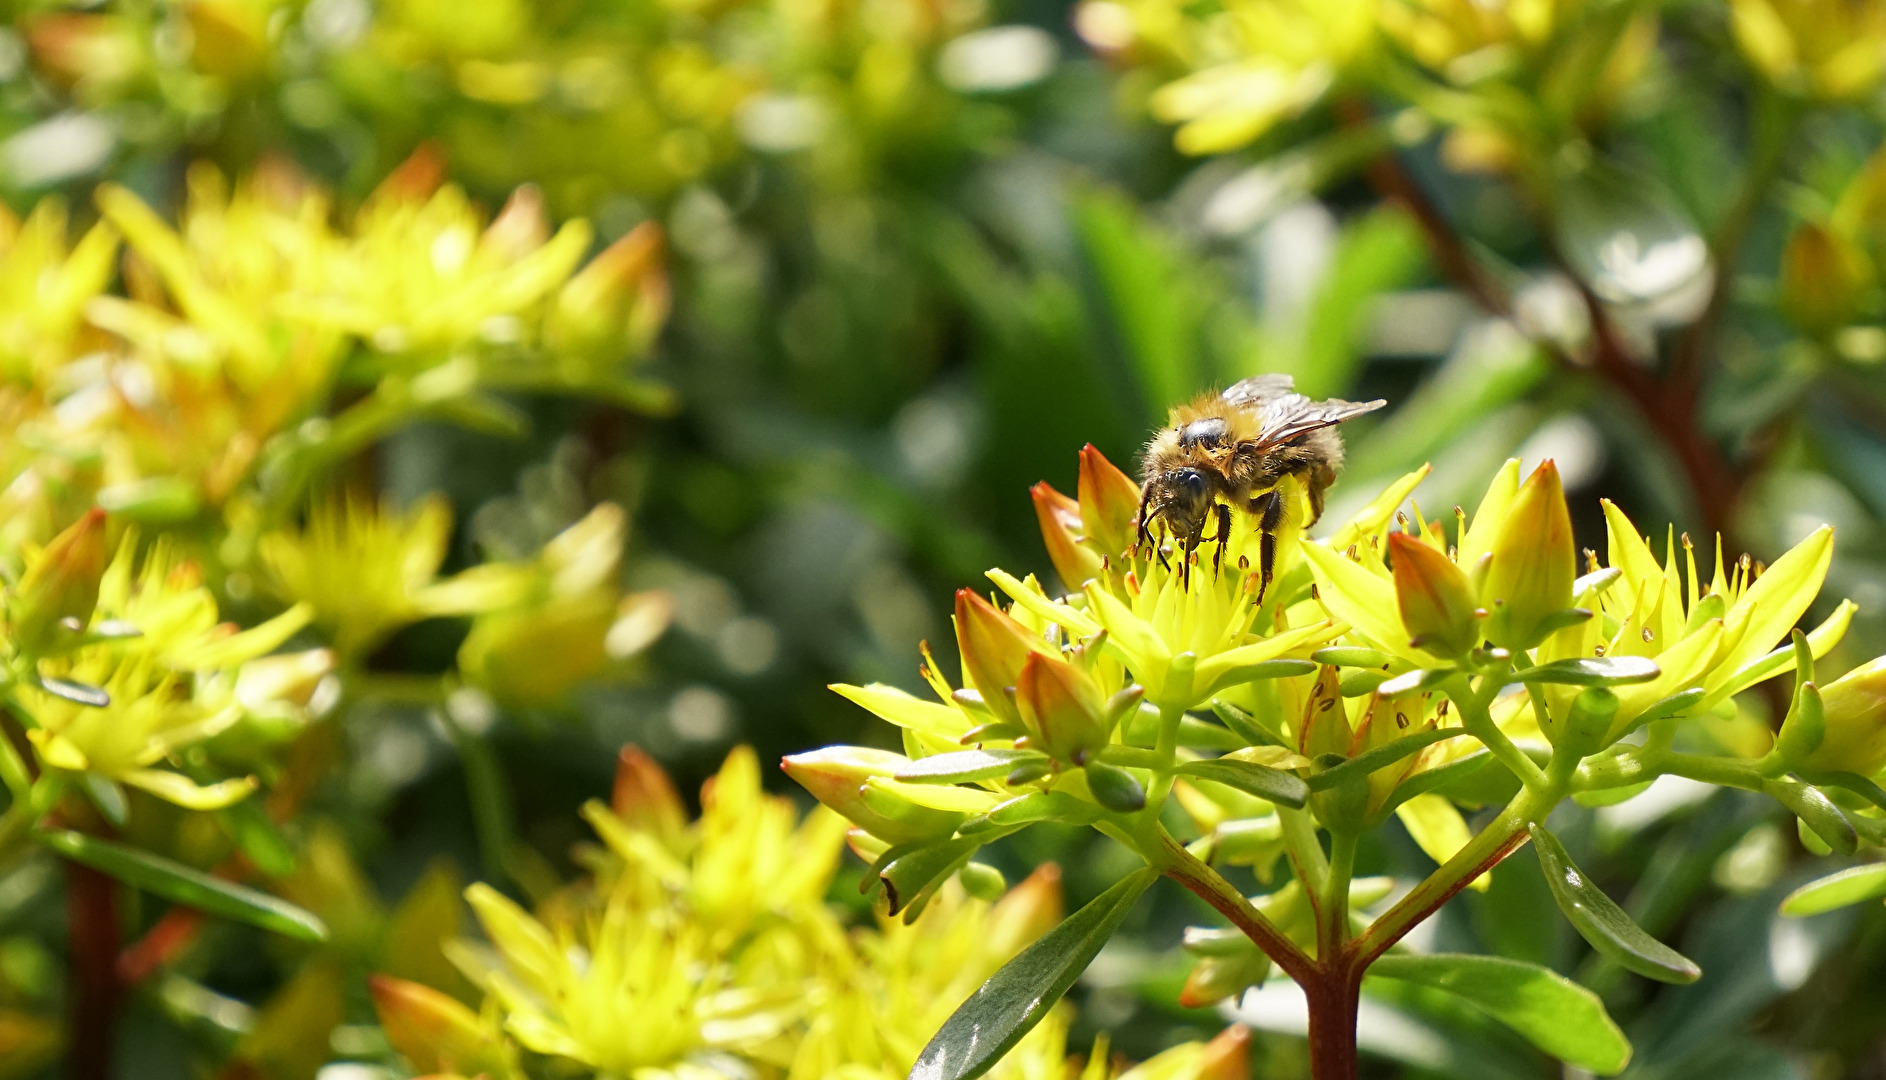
[1152,466,1216,549]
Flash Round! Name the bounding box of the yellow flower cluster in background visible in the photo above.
[371,745,1250,1080]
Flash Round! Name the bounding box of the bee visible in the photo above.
[1139,374,1385,594]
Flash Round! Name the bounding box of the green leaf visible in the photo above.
[35,829,326,943]
[1368,953,1631,1074]
[958,791,1098,836]
[1779,863,1886,917]
[1172,759,1309,809]
[880,837,982,920]
[1307,729,1468,792]
[1531,823,1699,984]
[1377,667,1454,698]
[1211,698,1287,747]
[1310,646,1392,669]
[910,868,1157,1080]
[1765,777,1857,856]
[216,799,297,878]
[896,749,1046,785]
[1512,656,1659,687]
[38,676,109,708]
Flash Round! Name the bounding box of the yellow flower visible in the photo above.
[1731,0,1886,99]
[583,745,848,944]
[259,493,511,657]
[457,503,674,707]
[463,881,799,1074]
[8,532,320,811]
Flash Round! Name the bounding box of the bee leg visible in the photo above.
[1212,502,1231,575]
[1254,489,1284,604]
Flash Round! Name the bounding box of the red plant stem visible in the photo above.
[66,861,122,1080]
[1304,964,1364,1080]
[118,907,204,986]
[1339,98,1753,536]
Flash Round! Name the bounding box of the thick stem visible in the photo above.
[1304,965,1364,1080]
[66,862,121,1080]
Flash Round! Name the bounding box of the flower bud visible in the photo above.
[781,746,962,844]
[549,221,669,358]
[1083,761,1146,812]
[457,593,615,708]
[1031,482,1104,590]
[1389,532,1483,657]
[1180,949,1271,1008]
[611,745,688,850]
[9,509,108,656]
[954,590,1045,725]
[1780,222,1870,332]
[1015,652,1109,763]
[1796,655,1886,776]
[369,975,511,1077]
[983,864,1064,959]
[1480,461,1575,650]
[234,649,337,713]
[1078,444,1142,558]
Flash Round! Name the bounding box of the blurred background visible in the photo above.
[3,0,1886,1076]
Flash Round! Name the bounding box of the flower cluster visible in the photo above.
[16,0,1003,213]
[372,745,1250,1080]
[791,443,1886,1073]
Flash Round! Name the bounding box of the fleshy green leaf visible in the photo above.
[1369,953,1631,1074]
[896,749,1046,785]
[1307,729,1468,791]
[1764,777,1857,856]
[1512,656,1659,687]
[38,676,109,708]
[1171,759,1309,809]
[35,829,326,943]
[1779,863,1886,917]
[1531,823,1699,984]
[910,868,1156,1080]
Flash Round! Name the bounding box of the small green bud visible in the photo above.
[1083,761,1146,813]
[9,509,108,657]
[958,861,1007,901]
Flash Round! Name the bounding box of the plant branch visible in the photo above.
[1154,828,1318,983]
[1352,789,1541,966]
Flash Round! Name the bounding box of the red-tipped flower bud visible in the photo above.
[1015,652,1109,763]
[10,509,108,656]
[1032,482,1104,590]
[1078,444,1142,559]
[1389,532,1482,657]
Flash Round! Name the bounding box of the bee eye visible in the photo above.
[1175,469,1207,500]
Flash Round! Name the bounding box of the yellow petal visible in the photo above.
[1300,541,1433,665]
[1458,459,1520,569]
[1396,794,1489,891]
[1328,465,1431,551]
[1712,526,1834,683]
[988,569,1100,636]
[121,769,257,809]
[830,683,968,739]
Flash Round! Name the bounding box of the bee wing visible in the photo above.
[1221,374,1300,409]
[1252,395,1387,449]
